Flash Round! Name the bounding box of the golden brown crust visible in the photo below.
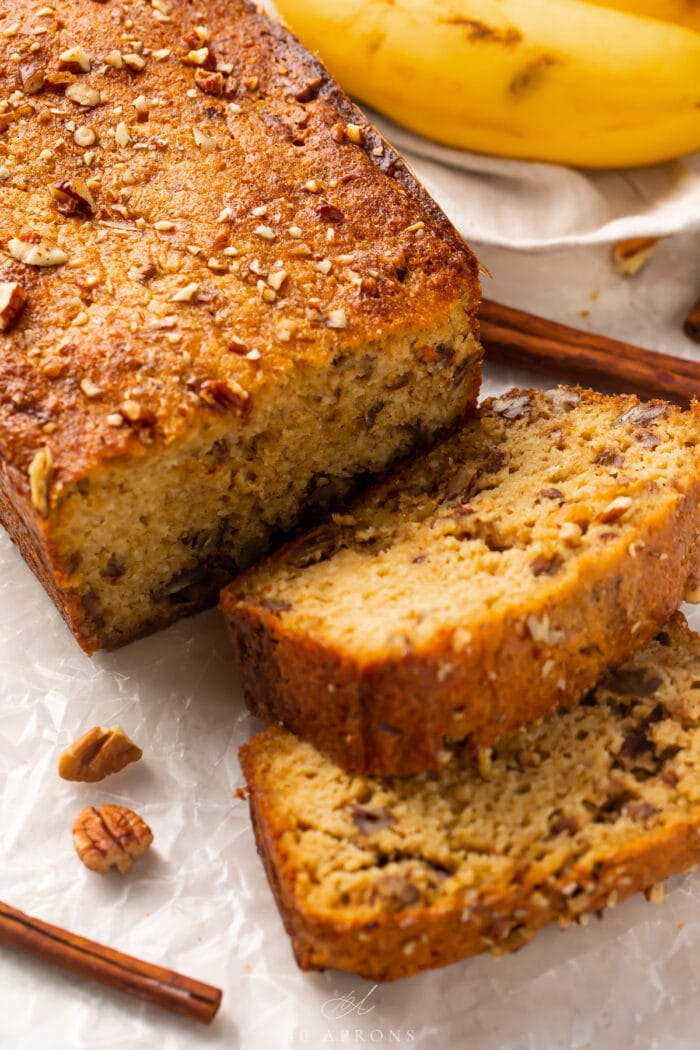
[228,484,700,773]
[240,615,700,984]
[0,0,478,492]
[0,0,481,649]
[244,760,700,982]
[223,390,700,775]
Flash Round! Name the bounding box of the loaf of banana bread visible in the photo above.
[223,388,700,774]
[0,0,481,651]
[239,615,700,981]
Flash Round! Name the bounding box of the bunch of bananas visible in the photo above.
[274,0,700,168]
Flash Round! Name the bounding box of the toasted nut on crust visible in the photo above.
[73,804,153,874]
[59,725,142,782]
[28,445,53,516]
[50,176,97,218]
[0,281,27,331]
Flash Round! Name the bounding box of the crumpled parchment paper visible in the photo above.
[2,29,700,1047]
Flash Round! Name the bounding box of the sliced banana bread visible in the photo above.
[223,388,700,774]
[239,615,700,981]
[0,0,481,652]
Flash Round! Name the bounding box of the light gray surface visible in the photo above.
[1,223,699,1050]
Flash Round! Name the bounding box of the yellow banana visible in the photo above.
[275,0,700,168]
[579,0,700,32]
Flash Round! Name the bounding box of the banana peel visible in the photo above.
[581,0,700,32]
[274,0,700,168]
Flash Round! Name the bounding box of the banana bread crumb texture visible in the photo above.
[0,0,480,651]
[224,388,700,774]
[240,615,700,981]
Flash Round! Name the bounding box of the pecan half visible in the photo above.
[73,804,153,874]
[59,725,142,782]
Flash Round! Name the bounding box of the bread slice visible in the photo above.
[239,614,700,981]
[223,388,700,774]
[0,0,480,652]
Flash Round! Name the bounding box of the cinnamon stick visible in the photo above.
[684,297,700,345]
[479,299,700,405]
[0,900,221,1024]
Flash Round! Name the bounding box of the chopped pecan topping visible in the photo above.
[18,64,45,94]
[73,804,153,874]
[195,68,224,95]
[9,232,68,267]
[50,176,97,218]
[119,399,157,426]
[65,82,102,107]
[182,46,216,69]
[45,70,77,91]
[58,46,91,74]
[28,445,53,516]
[0,281,27,332]
[316,202,345,224]
[182,27,208,49]
[123,53,147,72]
[59,725,142,782]
[199,378,251,415]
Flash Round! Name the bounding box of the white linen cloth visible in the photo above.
[371,112,700,250]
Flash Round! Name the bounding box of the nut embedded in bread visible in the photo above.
[0,0,481,652]
[239,615,700,981]
[223,387,700,774]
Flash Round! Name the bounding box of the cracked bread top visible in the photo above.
[0,0,479,500]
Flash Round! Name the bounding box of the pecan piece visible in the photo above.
[0,281,27,331]
[9,231,68,267]
[316,202,345,224]
[58,46,91,74]
[194,69,224,95]
[50,176,97,218]
[18,64,46,95]
[45,70,77,91]
[59,725,142,782]
[28,445,53,516]
[73,804,153,874]
[199,378,251,415]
